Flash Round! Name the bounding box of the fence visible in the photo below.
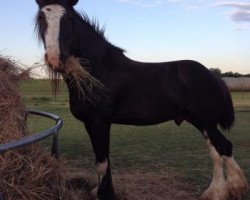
[0,109,63,158]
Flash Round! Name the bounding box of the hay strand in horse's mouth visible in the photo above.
[47,56,106,102]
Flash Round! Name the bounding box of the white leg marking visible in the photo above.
[96,160,108,184]
[92,160,108,200]
[224,156,248,199]
[201,139,229,200]
[41,5,66,68]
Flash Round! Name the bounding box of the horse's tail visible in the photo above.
[219,81,235,130]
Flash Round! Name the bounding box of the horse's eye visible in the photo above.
[67,16,73,22]
[67,13,74,21]
[38,14,44,21]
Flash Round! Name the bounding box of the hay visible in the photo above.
[0,55,84,200]
[0,55,27,142]
[0,148,64,200]
[0,55,60,199]
[47,56,106,102]
[114,173,196,200]
[62,166,197,200]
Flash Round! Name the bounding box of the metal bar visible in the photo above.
[52,131,59,159]
[0,193,4,200]
[0,109,63,154]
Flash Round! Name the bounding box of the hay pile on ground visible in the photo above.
[114,173,196,200]
[63,166,197,200]
[0,148,63,199]
[0,55,84,200]
[0,56,27,142]
[0,55,59,199]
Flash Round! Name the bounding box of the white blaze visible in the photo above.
[42,5,65,68]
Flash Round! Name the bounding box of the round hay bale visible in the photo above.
[0,56,27,142]
[223,77,250,91]
[0,55,83,200]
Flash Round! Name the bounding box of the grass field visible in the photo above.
[21,79,250,199]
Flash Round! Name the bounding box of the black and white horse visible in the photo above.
[35,0,248,199]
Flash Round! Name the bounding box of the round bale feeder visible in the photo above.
[0,109,63,157]
[0,109,63,200]
[0,55,66,200]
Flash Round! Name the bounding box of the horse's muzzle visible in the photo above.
[45,53,63,72]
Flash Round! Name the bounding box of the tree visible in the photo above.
[223,71,234,77]
[210,68,222,77]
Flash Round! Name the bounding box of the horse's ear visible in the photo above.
[67,0,79,7]
[36,0,44,6]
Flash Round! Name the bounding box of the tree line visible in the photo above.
[210,68,250,78]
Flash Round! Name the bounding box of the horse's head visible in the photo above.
[35,0,79,71]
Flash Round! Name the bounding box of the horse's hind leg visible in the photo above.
[208,129,248,199]
[200,129,228,200]
[224,154,248,199]
[84,121,116,200]
[201,128,248,200]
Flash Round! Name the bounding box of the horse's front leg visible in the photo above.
[84,120,116,200]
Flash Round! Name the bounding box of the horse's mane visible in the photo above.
[34,7,125,53]
[34,13,43,44]
[74,11,106,39]
[74,10,125,53]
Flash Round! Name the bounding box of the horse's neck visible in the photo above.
[70,19,129,78]
[73,23,105,63]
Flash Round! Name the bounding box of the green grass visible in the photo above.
[21,80,250,198]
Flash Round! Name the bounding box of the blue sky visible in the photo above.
[0,0,250,74]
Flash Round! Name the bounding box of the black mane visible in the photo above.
[75,11,106,39]
[34,13,43,43]
[35,7,124,53]
[74,10,125,53]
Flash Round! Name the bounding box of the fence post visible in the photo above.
[52,131,59,159]
[0,193,4,200]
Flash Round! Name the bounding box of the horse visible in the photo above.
[35,0,248,199]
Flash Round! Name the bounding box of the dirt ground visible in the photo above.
[114,173,196,200]
[65,168,197,200]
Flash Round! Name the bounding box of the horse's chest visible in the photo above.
[69,96,110,122]
[68,97,94,122]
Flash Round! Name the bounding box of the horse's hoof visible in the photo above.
[200,182,228,200]
[90,186,117,200]
[91,186,98,199]
[225,157,248,199]
[97,190,117,200]
[226,176,248,199]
